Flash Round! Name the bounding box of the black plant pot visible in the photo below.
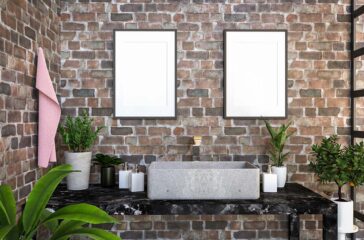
[101,166,115,187]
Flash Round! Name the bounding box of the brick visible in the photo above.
[187,89,208,97]
[205,221,227,229]
[225,127,246,135]
[234,231,257,239]
[2,124,16,137]
[167,221,190,230]
[0,82,11,95]
[92,108,112,116]
[120,4,143,12]
[224,14,246,22]
[244,221,266,229]
[300,89,321,97]
[24,26,36,40]
[73,89,95,97]
[328,61,350,69]
[130,221,152,230]
[299,52,322,60]
[72,51,95,59]
[63,22,85,30]
[157,231,180,239]
[186,51,209,60]
[233,4,256,12]
[73,13,95,21]
[119,231,143,239]
[111,13,133,21]
[111,127,133,135]
[81,41,105,50]
[318,107,340,116]
[19,36,31,48]
[205,108,223,116]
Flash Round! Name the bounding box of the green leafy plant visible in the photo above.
[346,141,364,187]
[58,111,103,152]
[309,135,348,201]
[0,164,120,240]
[264,120,294,167]
[93,153,122,167]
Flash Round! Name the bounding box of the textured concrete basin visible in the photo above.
[147,161,260,200]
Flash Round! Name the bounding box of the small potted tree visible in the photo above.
[309,135,364,236]
[58,111,103,190]
[264,120,294,188]
[93,153,122,187]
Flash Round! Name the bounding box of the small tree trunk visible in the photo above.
[338,185,342,201]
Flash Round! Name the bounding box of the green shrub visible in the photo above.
[0,164,120,240]
[93,153,122,167]
[309,135,364,201]
[58,111,103,152]
[264,120,294,167]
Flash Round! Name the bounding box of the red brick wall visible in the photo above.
[0,0,60,207]
[104,214,323,240]
[60,1,350,194]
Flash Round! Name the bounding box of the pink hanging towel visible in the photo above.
[36,47,61,168]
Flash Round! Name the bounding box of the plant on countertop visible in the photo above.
[346,141,364,188]
[58,110,104,152]
[0,164,120,240]
[264,120,294,167]
[93,153,122,167]
[93,153,123,187]
[309,135,364,201]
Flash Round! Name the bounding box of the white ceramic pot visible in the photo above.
[64,151,92,190]
[333,199,358,240]
[271,166,287,188]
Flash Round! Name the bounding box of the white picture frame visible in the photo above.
[114,30,176,118]
[224,30,287,119]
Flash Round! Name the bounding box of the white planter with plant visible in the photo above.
[310,135,364,239]
[265,120,294,188]
[59,111,103,190]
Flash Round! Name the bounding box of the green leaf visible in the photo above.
[40,209,59,234]
[43,203,118,225]
[22,164,74,236]
[51,227,120,240]
[0,224,17,240]
[0,185,16,226]
[50,220,86,240]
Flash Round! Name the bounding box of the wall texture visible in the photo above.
[58,1,353,238]
[60,0,350,191]
[0,0,60,207]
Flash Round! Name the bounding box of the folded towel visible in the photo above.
[36,47,61,168]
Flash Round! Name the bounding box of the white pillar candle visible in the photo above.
[118,170,131,189]
[263,172,277,193]
[130,172,145,192]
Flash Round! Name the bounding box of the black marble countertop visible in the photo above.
[48,183,336,217]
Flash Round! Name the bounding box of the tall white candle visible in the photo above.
[263,165,277,193]
[130,172,144,192]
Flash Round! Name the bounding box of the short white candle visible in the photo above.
[263,172,278,193]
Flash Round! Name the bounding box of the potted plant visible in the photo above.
[58,111,103,190]
[309,135,364,236]
[93,153,122,187]
[0,164,119,240]
[264,120,294,188]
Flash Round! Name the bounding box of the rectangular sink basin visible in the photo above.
[147,161,260,200]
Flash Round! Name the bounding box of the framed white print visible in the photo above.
[114,30,176,118]
[224,30,287,119]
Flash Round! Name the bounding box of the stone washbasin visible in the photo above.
[147,161,260,200]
